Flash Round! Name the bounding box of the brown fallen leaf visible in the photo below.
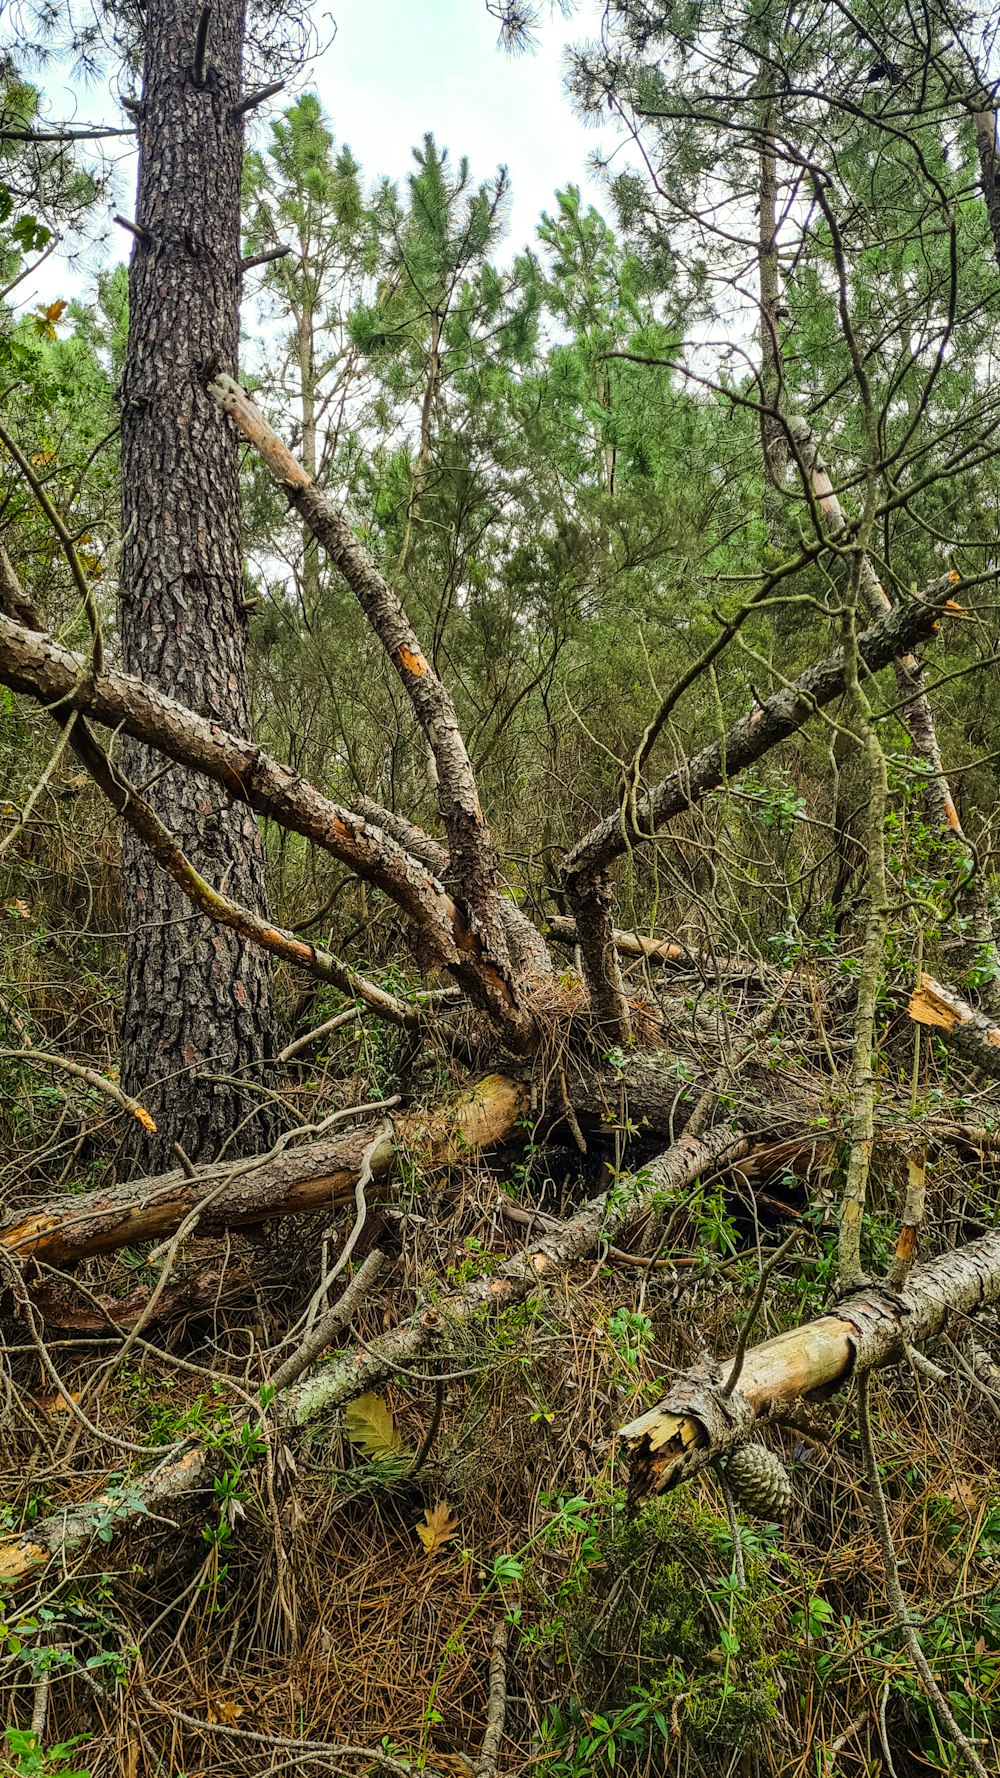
[416,1501,458,1557]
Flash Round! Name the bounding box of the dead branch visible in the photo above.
[206,371,524,1005]
[0,607,531,1037]
[474,1620,510,1778]
[562,575,961,894]
[0,1074,525,1267]
[0,1122,747,1585]
[622,1230,1000,1499]
[908,972,1000,1080]
[548,916,697,967]
[0,553,420,1032]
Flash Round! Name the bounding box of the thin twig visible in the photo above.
[474,1619,511,1778]
[721,1225,802,1398]
[856,1372,990,1778]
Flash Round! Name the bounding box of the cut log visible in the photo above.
[908,972,1000,1081]
[622,1230,1000,1499]
[0,1075,526,1267]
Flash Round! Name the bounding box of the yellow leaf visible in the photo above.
[206,1697,244,1724]
[416,1502,458,1557]
[344,1392,404,1462]
[31,300,67,340]
[132,1103,157,1132]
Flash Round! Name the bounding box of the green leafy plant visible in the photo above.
[2,1730,91,1777]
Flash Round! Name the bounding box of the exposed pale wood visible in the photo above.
[622,1230,1000,1498]
[908,972,1000,1079]
[0,1124,746,1584]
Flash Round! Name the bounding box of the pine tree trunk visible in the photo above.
[118,0,274,1168]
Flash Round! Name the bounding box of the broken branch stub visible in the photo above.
[908,972,1000,1080]
[622,1230,1000,1501]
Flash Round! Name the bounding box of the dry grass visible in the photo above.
[2,1144,999,1778]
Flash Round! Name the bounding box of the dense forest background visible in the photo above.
[1,0,1000,1773]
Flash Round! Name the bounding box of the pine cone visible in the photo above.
[719,1443,792,1518]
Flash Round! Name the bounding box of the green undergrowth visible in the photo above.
[528,1489,783,1776]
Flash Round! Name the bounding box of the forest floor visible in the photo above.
[2,947,1000,1778]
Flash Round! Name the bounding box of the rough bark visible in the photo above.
[562,575,959,893]
[0,1123,747,1586]
[0,612,529,1035]
[972,107,1000,274]
[0,1075,526,1267]
[566,873,633,1045]
[349,795,553,980]
[757,79,787,498]
[118,0,274,1165]
[622,1229,1000,1500]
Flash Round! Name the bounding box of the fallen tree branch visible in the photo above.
[0,549,426,1034]
[0,607,531,1037]
[0,1048,158,1133]
[562,575,962,892]
[206,370,522,1004]
[27,1253,257,1333]
[474,1619,510,1778]
[621,1230,1000,1499]
[548,916,697,967]
[0,1074,526,1266]
[0,1123,747,1584]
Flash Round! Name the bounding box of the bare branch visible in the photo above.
[205,372,518,984]
[0,608,535,1044]
[563,575,961,893]
[0,1074,526,1268]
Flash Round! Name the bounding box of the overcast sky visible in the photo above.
[24,0,617,306]
[311,0,610,256]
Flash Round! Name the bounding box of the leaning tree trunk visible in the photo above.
[118,0,274,1166]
